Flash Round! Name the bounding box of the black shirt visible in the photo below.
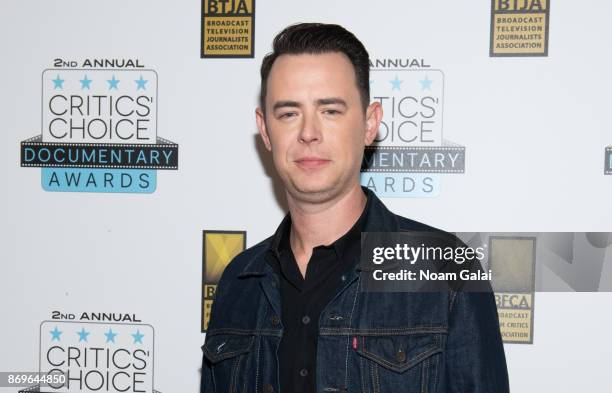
[265,193,371,393]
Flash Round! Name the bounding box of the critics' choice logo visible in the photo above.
[20,67,178,193]
[19,318,161,393]
[490,0,550,56]
[605,146,612,175]
[201,0,255,58]
[201,231,245,332]
[361,62,465,198]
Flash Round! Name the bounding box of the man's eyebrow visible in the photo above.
[272,100,301,111]
[316,97,347,107]
[271,98,348,111]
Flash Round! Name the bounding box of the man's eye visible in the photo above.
[324,109,341,115]
[279,112,297,119]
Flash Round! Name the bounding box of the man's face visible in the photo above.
[256,52,381,203]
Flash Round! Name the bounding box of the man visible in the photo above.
[201,23,509,393]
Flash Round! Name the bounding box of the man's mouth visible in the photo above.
[294,157,331,169]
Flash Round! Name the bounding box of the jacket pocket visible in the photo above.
[355,333,443,393]
[202,333,254,393]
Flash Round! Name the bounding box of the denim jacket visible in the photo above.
[201,188,510,393]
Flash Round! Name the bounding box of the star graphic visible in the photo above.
[135,75,148,90]
[77,328,90,342]
[50,326,62,341]
[389,75,403,91]
[419,75,433,90]
[52,75,64,89]
[79,75,92,89]
[105,328,118,343]
[107,75,120,90]
[132,329,144,344]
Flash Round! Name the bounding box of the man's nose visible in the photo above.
[298,112,322,144]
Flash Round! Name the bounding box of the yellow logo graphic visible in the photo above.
[490,0,550,56]
[201,0,255,58]
[489,236,536,343]
[201,230,246,331]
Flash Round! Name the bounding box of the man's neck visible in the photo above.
[285,183,367,276]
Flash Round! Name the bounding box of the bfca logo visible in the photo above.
[19,312,162,393]
[20,59,178,193]
[361,59,465,197]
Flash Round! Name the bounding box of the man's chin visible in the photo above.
[287,180,339,202]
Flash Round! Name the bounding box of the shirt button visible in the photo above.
[340,275,346,282]
[270,315,280,326]
[263,383,274,393]
[301,315,311,324]
[299,368,308,377]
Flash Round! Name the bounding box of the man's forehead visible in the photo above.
[266,52,358,99]
[270,52,354,76]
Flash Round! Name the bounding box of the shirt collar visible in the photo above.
[268,187,372,261]
[238,186,402,279]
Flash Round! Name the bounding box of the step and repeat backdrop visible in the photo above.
[2,0,612,392]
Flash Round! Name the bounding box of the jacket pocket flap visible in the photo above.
[202,334,254,364]
[356,333,442,373]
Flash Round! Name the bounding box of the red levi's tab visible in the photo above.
[352,336,358,350]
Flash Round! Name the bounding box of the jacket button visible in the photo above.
[263,383,274,393]
[270,315,280,325]
[395,348,406,362]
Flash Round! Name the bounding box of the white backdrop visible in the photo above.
[1,1,611,392]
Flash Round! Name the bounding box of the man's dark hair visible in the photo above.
[259,23,370,113]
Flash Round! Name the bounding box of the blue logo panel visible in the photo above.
[360,173,440,198]
[41,168,157,193]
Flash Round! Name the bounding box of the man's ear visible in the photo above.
[364,101,382,146]
[255,107,272,151]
